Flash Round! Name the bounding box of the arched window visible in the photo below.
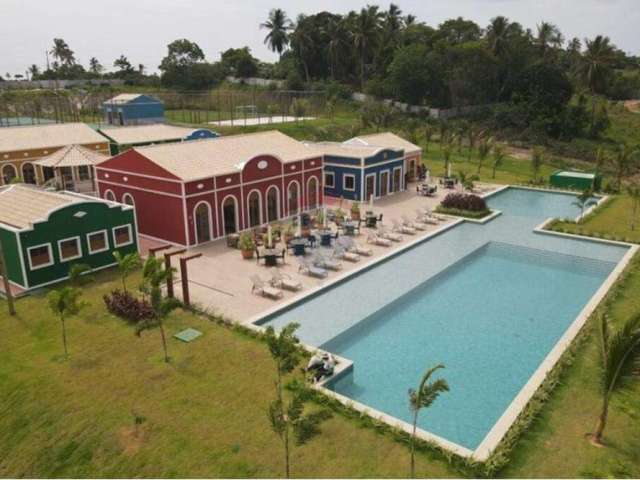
[266,186,280,222]
[122,193,135,207]
[222,195,238,235]
[22,163,36,184]
[247,190,262,228]
[288,181,299,216]
[104,190,116,201]
[307,177,318,209]
[2,164,17,185]
[194,201,212,243]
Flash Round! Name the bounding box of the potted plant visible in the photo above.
[314,210,324,228]
[350,202,361,220]
[283,224,295,243]
[335,208,345,226]
[238,232,256,259]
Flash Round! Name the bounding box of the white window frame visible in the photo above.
[57,236,83,263]
[27,243,54,270]
[87,229,109,255]
[392,166,403,193]
[343,173,356,192]
[364,173,377,201]
[324,171,335,188]
[112,224,134,247]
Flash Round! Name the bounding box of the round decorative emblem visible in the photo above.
[257,160,268,170]
[197,183,204,189]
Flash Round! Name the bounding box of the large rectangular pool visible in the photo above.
[256,188,630,455]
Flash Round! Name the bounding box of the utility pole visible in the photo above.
[0,240,16,316]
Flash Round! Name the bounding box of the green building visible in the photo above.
[0,185,138,293]
[549,170,602,191]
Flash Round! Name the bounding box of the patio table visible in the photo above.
[317,229,333,247]
[342,221,357,236]
[289,237,308,256]
[261,247,282,267]
[365,215,378,228]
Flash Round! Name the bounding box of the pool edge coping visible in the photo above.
[244,185,637,463]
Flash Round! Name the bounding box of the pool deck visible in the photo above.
[166,182,497,322]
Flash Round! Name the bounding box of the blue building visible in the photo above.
[306,142,405,202]
[102,94,164,126]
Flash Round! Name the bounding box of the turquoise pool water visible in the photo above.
[258,188,628,451]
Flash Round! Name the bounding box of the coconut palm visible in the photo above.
[611,143,638,192]
[627,181,640,231]
[408,364,449,478]
[492,145,505,179]
[261,8,292,58]
[536,21,564,56]
[486,16,513,57]
[531,147,545,183]
[113,251,141,293]
[477,136,493,174]
[590,313,640,445]
[50,38,75,66]
[576,35,616,129]
[48,286,84,359]
[324,17,350,80]
[573,188,595,223]
[351,6,382,89]
[441,140,453,178]
[593,147,606,191]
[289,15,314,83]
[424,124,435,153]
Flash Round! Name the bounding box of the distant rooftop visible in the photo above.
[34,144,108,168]
[100,124,213,145]
[303,141,400,159]
[104,93,160,104]
[0,123,106,153]
[345,132,421,154]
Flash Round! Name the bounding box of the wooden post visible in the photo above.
[163,249,186,298]
[0,240,16,316]
[179,253,202,306]
[148,244,171,258]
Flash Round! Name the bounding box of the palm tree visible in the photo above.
[590,313,640,445]
[27,64,39,80]
[408,364,449,478]
[573,188,595,223]
[113,251,141,293]
[48,286,84,359]
[486,16,513,57]
[68,263,92,286]
[611,143,638,192]
[50,38,75,66]
[325,17,350,80]
[593,147,606,191]
[423,124,435,153]
[627,181,640,231]
[531,147,545,183]
[137,256,179,363]
[536,21,564,56]
[492,145,505,179]
[289,15,314,84]
[261,8,291,58]
[88,57,102,75]
[576,36,615,130]
[442,140,453,178]
[477,136,493,174]
[351,6,382,90]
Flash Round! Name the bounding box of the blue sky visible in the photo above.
[1,0,638,75]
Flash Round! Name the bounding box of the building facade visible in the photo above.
[0,123,109,187]
[102,94,164,126]
[95,131,323,246]
[0,185,138,291]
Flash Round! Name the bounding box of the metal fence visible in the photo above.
[0,89,329,128]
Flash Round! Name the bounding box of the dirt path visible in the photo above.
[624,100,640,113]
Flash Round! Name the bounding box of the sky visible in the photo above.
[1,0,639,76]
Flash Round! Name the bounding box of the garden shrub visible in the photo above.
[440,193,488,212]
[103,289,154,323]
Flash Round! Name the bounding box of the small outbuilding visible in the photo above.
[550,170,602,191]
[0,185,138,292]
[33,144,107,193]
[102,94,164,126]
[99,124,218,155]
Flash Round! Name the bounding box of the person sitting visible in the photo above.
[307,353,336,382]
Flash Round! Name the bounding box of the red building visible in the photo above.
[95,131,323,246]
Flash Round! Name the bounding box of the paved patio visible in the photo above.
[161,182,500,323]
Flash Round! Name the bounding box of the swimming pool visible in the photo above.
[256,187,631,457]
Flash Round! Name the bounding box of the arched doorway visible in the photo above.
[307,177,318,209]
[288,181,299,216]
[266,186,280,222]
[247,190,262,228]
[22,163,36,184]
[122,193,135,207]
[194,202,212,244]
[104,190,115,201]
[222,196,238,235]
[2,164,17,185]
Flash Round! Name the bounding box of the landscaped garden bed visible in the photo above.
[435,192,493,219]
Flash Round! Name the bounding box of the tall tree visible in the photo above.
[50,38,75,66]
[408,364,449,478]
[611,143,638,192]
[261,8,291,58]
[324,17,350,80]
[48,286,85,359]
[351,6,382,89]
[628,181,640,231]
[531,147,545,183]
[477,136,493,174]
[590,313,640,445]
[492,145,505,179]
[113,55,135,76]
[536,21,564,57]
[88,57,103,75]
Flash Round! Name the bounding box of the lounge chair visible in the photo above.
[392,219,416,235]
[333,245,360,263]
[250,274,284,299]
[402,214,427,231]
[367,233,392,247]
[269,268,302,291]
[339,236,373,256]
[298,257,329,278]
[379,225,403,242]
[313,252,343,271]
[417,208,444,224]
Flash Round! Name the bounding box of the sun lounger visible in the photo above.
[313,252,343,271]
[379,225,403,242]
[402,215,427,231]
[298,257,329,278]
[269,268,302,291]
[339,236,373,256]
[367,233,392,247]
[333,245,360,263]
[250,274,283,299]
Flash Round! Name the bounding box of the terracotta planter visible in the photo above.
[241,249,254,260]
